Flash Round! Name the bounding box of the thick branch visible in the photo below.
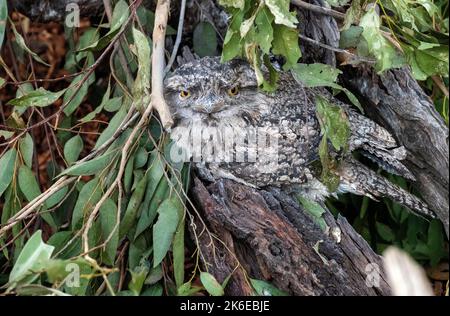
[151,0,173,129]
[191,178,391,296]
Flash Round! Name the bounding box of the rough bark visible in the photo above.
[191,177,391,296]
[342,67,449,236]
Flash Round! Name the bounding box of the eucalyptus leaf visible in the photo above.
[152,198,181,267]
[8,230,54,286]
[0,148,17,198]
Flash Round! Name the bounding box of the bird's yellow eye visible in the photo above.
[179,90,190,98]
[228,86,239,96]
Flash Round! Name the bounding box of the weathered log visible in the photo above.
[190,177,391,296]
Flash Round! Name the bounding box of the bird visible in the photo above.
[163,56,435,219]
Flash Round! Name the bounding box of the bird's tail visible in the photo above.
[337,158,435,219]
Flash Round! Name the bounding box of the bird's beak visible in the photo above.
[194,100,224,114]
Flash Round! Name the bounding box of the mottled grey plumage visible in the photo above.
[164,57,435,219]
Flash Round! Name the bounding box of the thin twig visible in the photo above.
[298,33,376,64]
[165,0,187,74]
[291,0,345,20]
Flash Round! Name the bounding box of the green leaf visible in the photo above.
[359,7,405,72]
[142,283,164,296]
[340,26,364,48]
[0,0,7,48]
[0,148,17,198]
[18,165,57,229]
[172,198,185,288]
[18,165,41,201]
[272,24,301,69]
[45,186,68,208]
[221,8,247,62]
[63,70,95,116]
[177,281,203,296]
[265,0,298,28]
[193,22,218,57]
[71,178,103,230]
[131,27,151,110]
[79,0,129,52]
[200,272,224,296]
[19,133,34,168]
[103,96,123,112]
[7,87,66,108]
[255,6,274,54]
[376,222,395,242]
[297,195,328,231]
[94,107,127,149]
[152,198,181,267]
[10,21,49,66]
[250,278,288,296]
[0,129,14,139]
[129,265,149,296]
[100,198,119,266]
[134,147,148,169]
[291,63,342,88]
[8,230,54,286]
[119,175,147,239]
[60,150,116,176]
[315,96,350,151]
[64,135,83,164]
[134,155,166,238]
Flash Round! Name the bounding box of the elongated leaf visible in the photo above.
[18,165,57,229]
[359,7,405,72]
[316,96,350,151]
[7,88,66,108]
[0,0,6,48]
[291,63,342,88]
[45,186,69,209]
[119,175,147,239]
[134,155,167,239]
[131,27,151,110]
[193,22,218,57]
[153,198,180,267]
[94,107,127,149]
[272,24,301,69]
[19,133,34,168]
[265,0,298,28]
[0,148,17,198]
[10,21,49,66]
[71,178,103,230]
[200,272,224,296]
[64,135,83,164]
[100,198,119,266]
[18,165,41,201]
[60,150,116,176]
[79,0,129,52]
[129,265,149,296]
[8,230,54,286]
[63,70,95,116]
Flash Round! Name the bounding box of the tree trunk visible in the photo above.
[191,177,391,295]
